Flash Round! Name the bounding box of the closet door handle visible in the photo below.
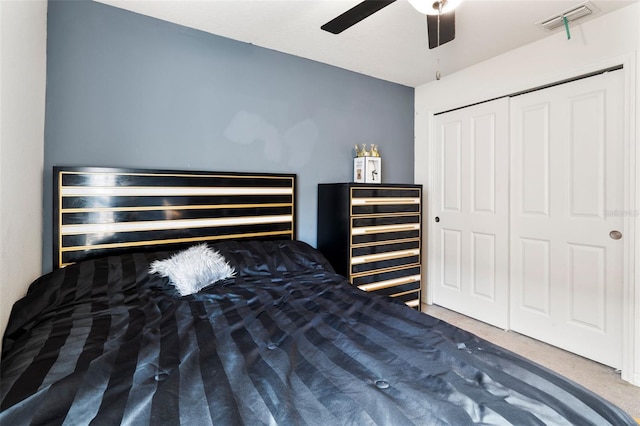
[434,217,440,223]
[609,230,622,240]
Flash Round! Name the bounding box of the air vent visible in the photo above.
[537,1,599,31]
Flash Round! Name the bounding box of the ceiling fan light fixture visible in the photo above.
[408,0,463,15]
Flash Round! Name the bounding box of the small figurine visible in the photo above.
[370,144,380,157]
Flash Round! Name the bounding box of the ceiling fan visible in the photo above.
[321,0,461,49]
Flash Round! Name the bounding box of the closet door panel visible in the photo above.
[432,98,510,329]
[509,70,624,368]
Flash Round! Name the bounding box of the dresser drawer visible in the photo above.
[355,274,420,295]
[351,187,421,216]
[352,188,421,199]
[352,215,419,228]
[352,239,419,258]
[352,215,419,243]
[350,249,420,275]
[352,266,421,287]
[352,203,420,216]
[393,291,421,309]
[354,267,421,309]
[352,230,420,245]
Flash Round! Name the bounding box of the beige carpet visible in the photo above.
[422,304,640,420]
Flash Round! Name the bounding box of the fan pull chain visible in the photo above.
[436,5,441,47]
[436,1,442,80]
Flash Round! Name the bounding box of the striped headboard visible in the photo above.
[54,167,296,269]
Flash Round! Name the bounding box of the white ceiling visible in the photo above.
[95,0,638,87]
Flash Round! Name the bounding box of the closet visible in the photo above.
[431,69,625,368]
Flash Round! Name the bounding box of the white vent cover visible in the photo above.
[536,1,599,31]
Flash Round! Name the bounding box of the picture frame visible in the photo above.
[354,156,381,183]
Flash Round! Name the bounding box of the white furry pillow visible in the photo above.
[149,243,236,296]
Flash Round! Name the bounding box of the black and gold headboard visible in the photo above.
[54,166,296,269]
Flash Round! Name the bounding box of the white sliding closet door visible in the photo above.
[509,70,624,368]
[432,98,510,329]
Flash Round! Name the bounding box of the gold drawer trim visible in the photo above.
[357,274,421,292]
[351,197,420,206]
[351,237,420,249]
[351,249,420,265]
[391,289,420,298]
[405,299,420,308]
[352,223,420,235]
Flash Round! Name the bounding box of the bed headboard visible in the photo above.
[53,166,296,269]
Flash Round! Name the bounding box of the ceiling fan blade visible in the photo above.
[426,11,455,49]
[321,0,396,34]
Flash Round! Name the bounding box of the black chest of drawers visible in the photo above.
[317,183,423,309]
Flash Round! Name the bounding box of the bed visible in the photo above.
[1,166,636,425]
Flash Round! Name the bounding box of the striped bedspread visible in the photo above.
[1,241,635,425]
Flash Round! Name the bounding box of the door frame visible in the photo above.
[423,53,638,385]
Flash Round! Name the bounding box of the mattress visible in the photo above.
[1,240,635,425]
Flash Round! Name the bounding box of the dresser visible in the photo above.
[317,183,422,309]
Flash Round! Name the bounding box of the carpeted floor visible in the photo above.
[422,304,640,420]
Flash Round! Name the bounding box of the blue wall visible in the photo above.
[43,0,415,272]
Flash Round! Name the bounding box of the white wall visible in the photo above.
[0,0,48,351]
[414,3,640,386]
